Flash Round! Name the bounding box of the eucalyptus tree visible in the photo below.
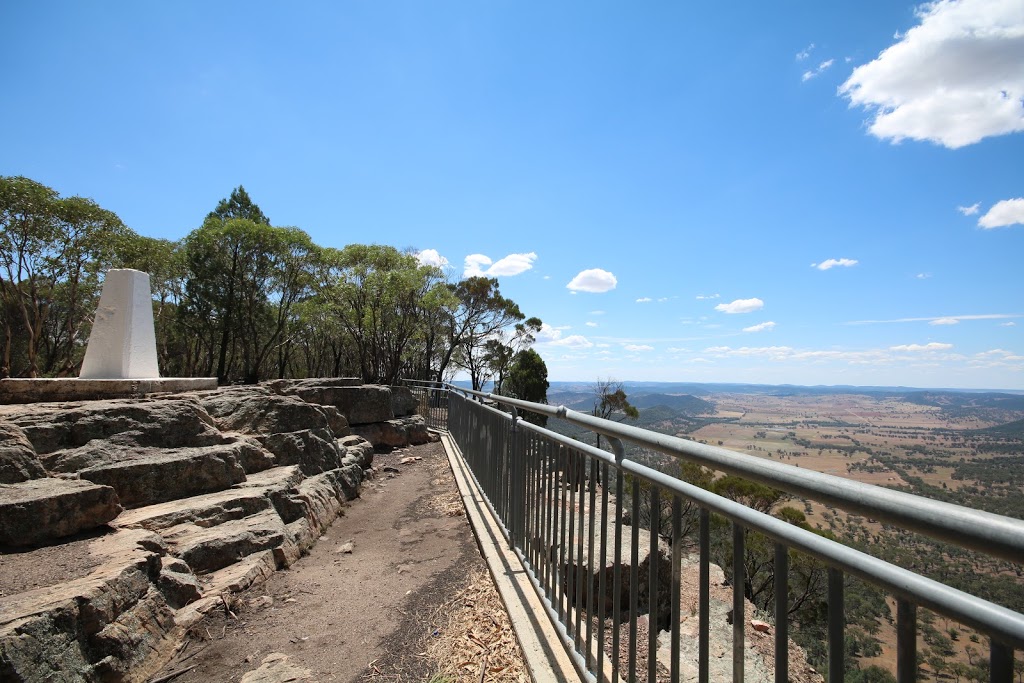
[323,244,452,385]
[504,348,549,426]
[0,176,128,377]
[438,276,525,389]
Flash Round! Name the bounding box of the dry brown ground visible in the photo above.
[152,441,526,683]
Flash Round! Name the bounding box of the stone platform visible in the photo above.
[0,378,218,404]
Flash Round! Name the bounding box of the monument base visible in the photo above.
[0,378,218,405]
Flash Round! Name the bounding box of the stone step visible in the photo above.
[63,442,269,508]
[0,477,121,546]
[161,508,295,575]
[0,528,176,682]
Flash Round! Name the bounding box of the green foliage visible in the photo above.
[505,348,549,426]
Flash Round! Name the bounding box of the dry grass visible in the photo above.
[425,567,527,683]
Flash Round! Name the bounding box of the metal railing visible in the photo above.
[404,380,1024,683]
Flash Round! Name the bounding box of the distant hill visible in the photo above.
[976,418,1024,439]
[629,393,714,414]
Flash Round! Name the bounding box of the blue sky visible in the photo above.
[2,1,1022,389]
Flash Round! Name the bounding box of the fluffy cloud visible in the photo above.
[839,0,1024,148]
[585,321,598,327]
[567,269,617,293]
[813,258,858,270]
[715,298,765,314]
[916,273,931,279]
[624,344,654,352]
[979,198,1024,228]
[743,321,777,333]
[802,58,834,82]
[930,317,960,325]
[890,342,954,352]
[957,202,981,216]
[548,334,594,349]
[636,297,652,303]
[796,43,815,61]
[416,249,449,268]
[464,252,537,278]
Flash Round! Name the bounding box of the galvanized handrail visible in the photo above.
[404,380,1024,682]
[466,388,1024,566]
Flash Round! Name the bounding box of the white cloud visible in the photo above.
[930,317,960,325]
[979,198,1024,228]
[585,321,598,327]
[590,310,606,316]
[916,272,932,279]
[624,344,654,352]
[636,297,653,303]
[813,258,859,270]
[957,202,981,216]
[567,269,617,293]
[548,334,594,349]
[743,321,777,333]
[1002,321,1017,327]
[696,293,720,300]
[715,298,765,314]
[796,43,815,61]
[850,313,1021,324]
[890,342,954,352]
[416,249,449,268]
[464,252,537,278]
[839,0,1024,148]
[536,323,563,343]
[802,58,835,82]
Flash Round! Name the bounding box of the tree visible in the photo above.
[322,244,451,385]
[436,276,525,388]
[207,185,270,225]
[504,348,549,426]
[486,317,542,394]
[593,378,640,449]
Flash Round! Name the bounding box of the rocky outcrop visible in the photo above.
[0,477,122,546]
[352,415,434,450]
[0,378,435,681]
[0,421,45,484]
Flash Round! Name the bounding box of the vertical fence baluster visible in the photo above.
[568,450,578,637]
[649,486,660,683]
[575,451,586,652]
[774,542,789,683]
[991,640,1014,683]
[671,495,682,683]
[828,568,844,683]
[598,461,610,680]
[587,458,598,669]
[559,446,569,624]
[699,508,709,683]
[546,438,555,601]
[733,523,745,683]
[613,468,624,683]
[630,478,640,683]
[896,599,916,683]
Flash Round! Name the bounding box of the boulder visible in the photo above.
[7,397,225,456]
[0,478,121,546]
[0,420,46,484]
[339,435,375,469]
[200,391,335,436]
[158,558,203,609]
[390,385,418,417]
[68,443,251,508]
[282,384,394,425]
[352,415,431,450]
[257,428,343,475]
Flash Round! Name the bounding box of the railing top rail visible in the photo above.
[447,390,1024,649]
[441,383,1024,566]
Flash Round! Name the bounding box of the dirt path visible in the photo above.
[156,441,483,683]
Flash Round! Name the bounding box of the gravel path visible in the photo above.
[153,441,490,683]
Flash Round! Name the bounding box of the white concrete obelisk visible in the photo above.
[79,269,160,379]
